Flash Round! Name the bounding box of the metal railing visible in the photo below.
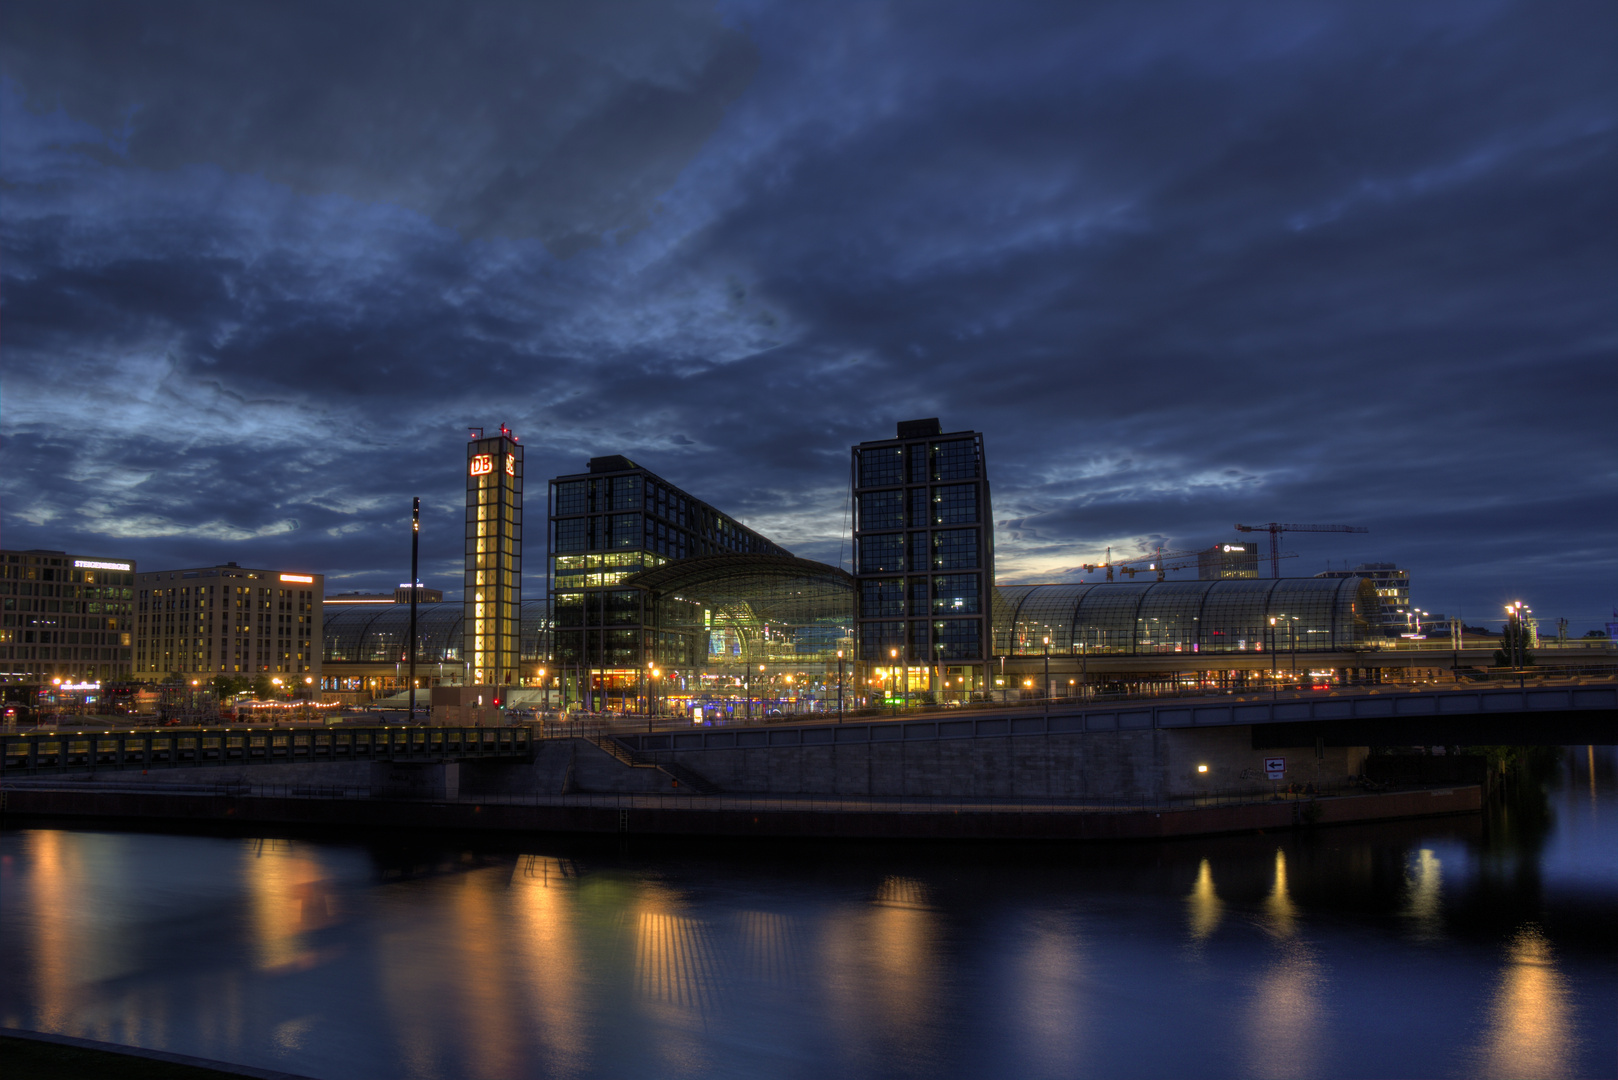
[1,724,535,774]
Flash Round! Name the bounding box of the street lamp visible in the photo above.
[1042,635,1050,717]
[1268,617,1277,698]
[890,647,900,716]
[836,649,845,723]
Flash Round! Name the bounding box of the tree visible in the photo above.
[252,675,275,700]
[1494,617,1535,668]
[212,675,249,698]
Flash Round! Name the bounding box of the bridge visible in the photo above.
[611,683,1618,757]
[1,724,534,776]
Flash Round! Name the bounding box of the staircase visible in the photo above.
[587,736,722,794]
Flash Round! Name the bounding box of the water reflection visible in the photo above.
[1014,922,1086,1073]
[1246,848,1326,1079]
[1473,926,1574,1080]
[1186,858,1223,943]
[510,856,587,1075]
[1262,848,1298,939]
[241,839,337,972]
[2,796,1614,1080]
[1401,848,1445,941]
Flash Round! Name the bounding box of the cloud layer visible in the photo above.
[2,1,1615,628]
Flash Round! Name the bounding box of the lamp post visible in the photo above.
[1042,635,1050,717]
[836,649,845,723]
[1268,617,1277,699]
[890,647,899,716]
[408,496,419,722]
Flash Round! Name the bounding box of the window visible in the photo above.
[908,533,929,571]
[858,447,905,488]
[932,439,978,480]
[933,574,979,614]
[932,484,977,524]
[861,579,904,617]
[932,530,978,569]
[860,620,904,660]
[858,534,905,574]
[859,490,904,531]
[611,514,640,549]
[554,519,587,553]
[933,619,981,660]
[610,476,640,510]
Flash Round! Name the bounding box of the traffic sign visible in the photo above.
[1264,757,1286,779]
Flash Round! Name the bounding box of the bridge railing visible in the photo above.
[1,724,535,774]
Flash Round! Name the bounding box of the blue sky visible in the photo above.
[2,0,1614,629]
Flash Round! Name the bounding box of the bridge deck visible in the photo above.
[2,725,534,775]
[613,684,1618,754]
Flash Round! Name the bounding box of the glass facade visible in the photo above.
[993,577,1377,656]
[324,600,551,665]
[548,456,789,678]
[852,421,993,692]
[465,432,522,687]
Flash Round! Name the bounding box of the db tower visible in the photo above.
[465,425,523,690]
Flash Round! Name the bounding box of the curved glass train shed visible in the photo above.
[626,554,856,667]
[323,600,553,666]
[994,576,1378,657]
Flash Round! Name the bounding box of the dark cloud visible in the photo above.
[0,0,757,252]
[1,1,1614,629]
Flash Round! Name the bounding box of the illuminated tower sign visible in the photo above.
[465,425,523,688]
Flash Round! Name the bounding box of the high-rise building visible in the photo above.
[1198,542,1259,580]
[851,419,993,700]
[134,562,323,681]
[465,426,523,688]
[1,549,136,684]
[548,455,788,692]
[1314,562,1410,630]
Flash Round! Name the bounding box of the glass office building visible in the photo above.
[465,427,522,688]
[549,455,791,705]
[852,419,994,699]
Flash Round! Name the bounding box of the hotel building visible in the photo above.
[0,549,136,684]
[134,562,324,682]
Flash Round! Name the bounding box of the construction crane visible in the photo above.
[1234,522,1369,578]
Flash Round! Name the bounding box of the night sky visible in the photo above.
[2,2,1614,631]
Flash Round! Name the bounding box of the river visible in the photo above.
[2,747,1614,1080]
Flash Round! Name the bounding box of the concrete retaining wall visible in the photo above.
[636,726,1366,799]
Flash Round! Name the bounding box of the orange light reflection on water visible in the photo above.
[1472,926,1574,1079]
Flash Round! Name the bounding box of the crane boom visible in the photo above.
[1233,522,1369,578]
